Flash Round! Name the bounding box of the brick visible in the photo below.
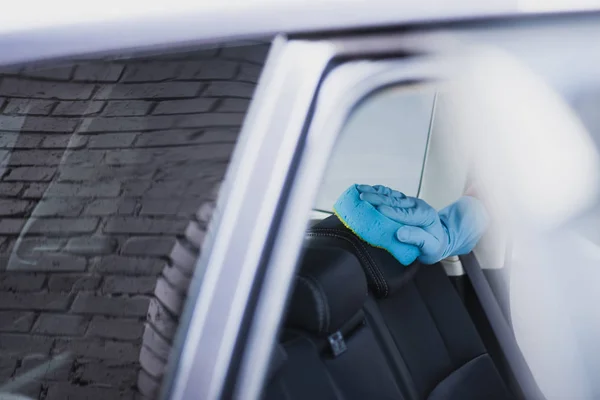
[162,264,191,289]
[102,276,156,295]
[3,99,55,115]
[58,165,154,182]
[178,112,245,128]
[31,198,85,217]
[121,180,152,196]
[154,144,233,163]
[87,316,144,340]
[0,311,36,332]
[48,274,101,292]
[41,134,87,149]
[0,183,23,196]
[0,115,78,132]
[144,180,187,198]
[7,150,67,165]
[218,98,251,112]
[138,368,160,398]
[53,338,139,362]
[84,199,136,216]
[179,60,238,80]
[0,78,94,99]
[87,132,137,148]
[237,64,262,83]
[142,324,170,360]
[8,236,64,250]
[4,167,56,181]
[184,220,205,248]
[0,333,53,356]
[42,182,121,197]
[139,199,179,215]
[46,383,132,400]
[0,273,45,292]
[146,298,177,339]
[197,201,216,223]
[95,256,163,276]
[203,81,256,98]
[17,355,72,381]
[32,313,88,335]
[71,293,150,316]
[103,100,152,116]
[80,115,179,132]
[4,253,86,272]
[139,345,165,378]
[0,199,29,215]
[53,100,104,116]
[153,98,215,114]
[66,237,117,255]
[73,64,124,82]
[23,65,73,80]
[122,236,176,256]
[22,183,48,198]
[0,133,42,148]
[121,62,180,82]
[135,129,238,147]
[62,149,106,164]
[9,252,87,273]
[155,277,184,315]
[76,363,138,388]
[24,218,99,234]
[96,82,203,99]
[105,149,152,165]
[0,219,25,234]
[0,291,71,311]
[104,217,187,234]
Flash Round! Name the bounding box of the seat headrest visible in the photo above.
[306,215,421,298]
[287,245,367,336]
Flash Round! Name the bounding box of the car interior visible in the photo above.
[260,84,540,400]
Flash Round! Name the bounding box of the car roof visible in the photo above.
[2,0,596,66]
[0,0,522,65]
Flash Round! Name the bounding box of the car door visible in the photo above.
[165,11,600,400]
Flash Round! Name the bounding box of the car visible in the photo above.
[1,2,600,399]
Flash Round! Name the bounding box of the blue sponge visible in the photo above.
[333,185,420,266]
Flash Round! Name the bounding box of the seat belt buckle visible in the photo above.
[328,331,347,357]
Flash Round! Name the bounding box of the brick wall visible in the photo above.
[0,43,268,399]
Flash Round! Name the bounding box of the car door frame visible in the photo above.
[164,31,446,400]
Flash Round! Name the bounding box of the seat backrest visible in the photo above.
[273,245,406,400]
[306,215,514,400]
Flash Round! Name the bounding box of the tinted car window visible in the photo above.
[0,42,269,399]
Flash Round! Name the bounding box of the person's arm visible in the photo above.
[357,184,489,264]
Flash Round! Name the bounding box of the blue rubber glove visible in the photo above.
[357,184,489,264]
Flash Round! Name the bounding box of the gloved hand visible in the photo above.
[357,184,489,264]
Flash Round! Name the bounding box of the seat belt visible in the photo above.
[459,252,545,400]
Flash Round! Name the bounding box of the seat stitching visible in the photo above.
[304,274,331,333]
[308,229,383,291]
[309,228,389,297]
[310,228,387,295]
[296,276,325,333]
[306,231,382,294]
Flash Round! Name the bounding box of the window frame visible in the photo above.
[165,31,445,400]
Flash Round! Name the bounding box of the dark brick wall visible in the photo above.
[0,42,269,399]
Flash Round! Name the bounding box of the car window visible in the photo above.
[0,41,269,400]
[314,85,434,212]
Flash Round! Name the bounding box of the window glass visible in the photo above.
[0,41,268,399]
[314,85,434,211]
